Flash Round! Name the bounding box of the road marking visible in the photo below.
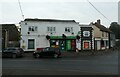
[25,68,112,75]
[3,59,90,62]
[62,59,89,61]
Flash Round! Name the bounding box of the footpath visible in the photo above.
[0,47,119,58]
[23,49,118,58]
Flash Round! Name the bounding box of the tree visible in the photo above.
[109,22,120,39]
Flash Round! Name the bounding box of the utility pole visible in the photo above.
[5,29,8,48]
[0,28,2,52]
[1,29,9,49]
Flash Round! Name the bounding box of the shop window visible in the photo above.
[83,42,89,49]
[50,40,59,48]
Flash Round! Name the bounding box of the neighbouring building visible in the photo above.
[92,20,112,50]
[1,24,20,49]
[20,18,80,51]
[118,1,120,24]
[79,24,94,51]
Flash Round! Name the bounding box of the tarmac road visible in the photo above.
[2,50,118,75]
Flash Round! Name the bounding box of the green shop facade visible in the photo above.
[48,35,78,52]
[46,27,94,52]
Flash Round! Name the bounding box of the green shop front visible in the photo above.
[50,36,76,52]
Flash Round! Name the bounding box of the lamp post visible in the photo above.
[0,29,2,51]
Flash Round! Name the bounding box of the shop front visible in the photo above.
[50,36,76,52]
[80,27,93,51]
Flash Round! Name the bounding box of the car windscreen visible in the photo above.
[4,48,16,52]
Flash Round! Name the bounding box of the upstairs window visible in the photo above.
[65,27,73,33]
[47,27,56,33]
[102,32,104,37]
[106,32,108,37]
[28,26,38,32]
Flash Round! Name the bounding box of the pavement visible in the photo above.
[0,47,119,58]
[23,49,118,58]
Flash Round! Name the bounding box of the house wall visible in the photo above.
[20,20,79,51]
[93,25,109,50]
[93,26,101,38]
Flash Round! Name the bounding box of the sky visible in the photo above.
[0,0,120,27]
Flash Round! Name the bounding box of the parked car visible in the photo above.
[2,47,24,58]
[33,47,61,58]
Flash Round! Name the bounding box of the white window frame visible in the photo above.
[28,26,38,32]
[47,27,56,33]
[65,27,73,33]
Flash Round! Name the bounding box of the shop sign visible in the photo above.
[83,31,90,37]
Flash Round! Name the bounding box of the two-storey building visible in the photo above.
[20,18,80,51]
[79,24,94,51]
[92,20,111,50]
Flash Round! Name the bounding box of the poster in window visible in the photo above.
[84,42,89,49]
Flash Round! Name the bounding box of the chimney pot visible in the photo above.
[97,19,101,24]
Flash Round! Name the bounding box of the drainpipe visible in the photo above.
[5,29,8,48]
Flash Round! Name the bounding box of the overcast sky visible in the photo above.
[0,0,120,27]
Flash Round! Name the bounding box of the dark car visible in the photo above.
[33,47,61,58]
[2,47,24,58]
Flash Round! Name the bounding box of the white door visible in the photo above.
[97,41,101,50]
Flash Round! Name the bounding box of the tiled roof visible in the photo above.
[94,23,112,33]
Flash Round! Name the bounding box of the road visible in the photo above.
[2,51,118,75]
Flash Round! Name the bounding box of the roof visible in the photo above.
[24,18,76,22]
[1,24,20,41]
[0,24,15,26]
[94,23,112,33]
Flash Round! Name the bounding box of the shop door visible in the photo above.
[60,40,66,51]
[66,40,71,51]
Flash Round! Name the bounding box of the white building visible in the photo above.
[20,18,80,51]
[118,1,120,24]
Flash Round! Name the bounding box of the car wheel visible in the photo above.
[54,54,58,58]
[12,54,16,58]
[35,54,40,58]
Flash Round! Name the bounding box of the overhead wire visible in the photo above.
[18,0,24,20]
[86,0,111,22]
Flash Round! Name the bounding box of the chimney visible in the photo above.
[97,19,101,24]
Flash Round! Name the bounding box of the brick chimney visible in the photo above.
[97,19,101,25]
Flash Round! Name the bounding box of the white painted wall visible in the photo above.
[97,41,101,50]
[20,20,79,51]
